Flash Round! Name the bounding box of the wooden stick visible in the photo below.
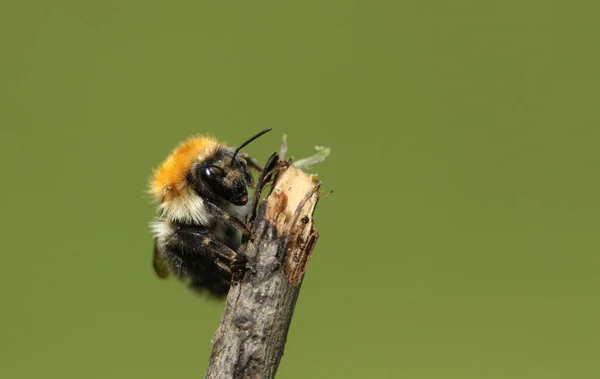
[205,158,322,379]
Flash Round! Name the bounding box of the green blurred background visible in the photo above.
[1,1,599,378]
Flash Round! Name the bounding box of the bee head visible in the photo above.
[193,128,271,206]
[197,152,253,206]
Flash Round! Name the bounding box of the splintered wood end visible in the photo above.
[265,164,320,285]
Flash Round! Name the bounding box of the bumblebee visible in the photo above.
[148,128,273,297]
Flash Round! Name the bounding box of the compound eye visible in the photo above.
[201,166,225,180]
[207,166,224,177]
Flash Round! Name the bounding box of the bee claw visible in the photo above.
[241,227,254,243]
[231,253,248,272]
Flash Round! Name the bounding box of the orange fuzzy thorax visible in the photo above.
[149,136,224,201]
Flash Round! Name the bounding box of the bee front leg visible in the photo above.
[239,152,263,172]
[247,152,280,226]
[203,201,252,239]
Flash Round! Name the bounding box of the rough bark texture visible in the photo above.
[205,162,321,379]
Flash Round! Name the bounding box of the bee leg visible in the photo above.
[201,236,248,276]
[246,152,280,227]
[203,201,252,238]
[168,226,248,280]
[240,153,263,172]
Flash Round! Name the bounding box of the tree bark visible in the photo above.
[205,159,321,379]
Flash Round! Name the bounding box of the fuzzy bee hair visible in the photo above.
[148,130,271,297]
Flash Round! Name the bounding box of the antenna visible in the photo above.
[230,128,272,166]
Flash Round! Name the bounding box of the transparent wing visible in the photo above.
[152,240,171,279]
